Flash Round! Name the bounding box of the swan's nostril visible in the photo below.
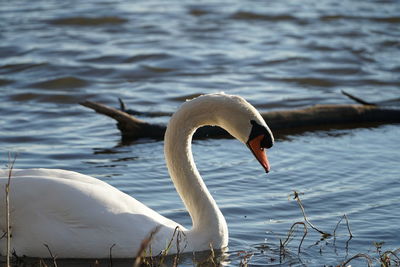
[260,134,274,149]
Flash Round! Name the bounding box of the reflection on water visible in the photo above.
[0,0,399,266]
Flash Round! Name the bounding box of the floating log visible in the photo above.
[80,97,400,143]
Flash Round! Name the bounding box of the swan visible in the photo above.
[0,93,274,258]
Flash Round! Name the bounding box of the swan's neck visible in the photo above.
[164,101,228,247]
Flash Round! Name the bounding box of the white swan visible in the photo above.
[0,93,274,258]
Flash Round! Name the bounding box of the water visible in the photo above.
[1,0,399,266]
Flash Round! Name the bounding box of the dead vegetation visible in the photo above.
[276,191,399,267]
[4,153,17,267]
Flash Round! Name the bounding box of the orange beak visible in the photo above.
[247,135,271,173]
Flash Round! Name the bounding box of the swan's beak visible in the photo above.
[247,135,271,173]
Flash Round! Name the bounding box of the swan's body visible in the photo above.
[0,93,273,258]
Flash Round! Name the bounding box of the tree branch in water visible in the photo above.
[80,98,400,143]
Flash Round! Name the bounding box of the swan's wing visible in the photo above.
[0,169,184,258]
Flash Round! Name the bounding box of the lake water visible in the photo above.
[0,0,399,266]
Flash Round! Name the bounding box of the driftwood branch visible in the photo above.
[80,97,400,142]
[341,90,400,106]
[80,101,165,140]
[341,90,377,106]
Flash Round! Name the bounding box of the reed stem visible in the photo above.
[5,153,17,267]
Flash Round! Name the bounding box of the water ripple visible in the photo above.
[30,76,89,90]
[230,11,304,23]
[0,62,49,75]
[0,79,14,86]
[48,16,128,26]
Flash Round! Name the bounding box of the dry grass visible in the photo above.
[43,244,58,267]
[292,191,331,238]
[5,153,17,267]
[280,221,307,255]
[289,191,399,267]
[133,226,190,267]
[133,226,161,267]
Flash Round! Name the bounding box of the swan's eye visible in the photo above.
[248,120,273,149]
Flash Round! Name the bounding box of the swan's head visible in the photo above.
[188,93,274,172]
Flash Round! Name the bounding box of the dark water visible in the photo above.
[1,0,399,266]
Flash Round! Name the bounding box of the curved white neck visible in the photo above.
[164,99,228,247]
